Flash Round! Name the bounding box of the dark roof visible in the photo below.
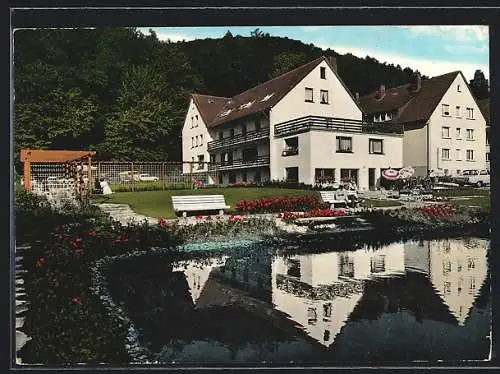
[191,94,231,125]
[191,56,359,128]
[478,98,490,124]
[359,71,460,124]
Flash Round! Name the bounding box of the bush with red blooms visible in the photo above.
[236,195,326,214]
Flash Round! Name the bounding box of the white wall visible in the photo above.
[271,130,403,189]
[403,125,428,177]
[270,60,363,124]
[428,74,487,175]
[181,99,213,173]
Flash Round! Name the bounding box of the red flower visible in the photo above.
[88,231,97,237]
[196,214,202,220]
[157,217,169,228]
[75,237,83,242]
[35,258,45,268]
[71,297,82,305]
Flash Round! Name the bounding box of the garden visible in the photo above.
[15,183,490,364]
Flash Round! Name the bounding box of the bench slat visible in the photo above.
[172,194,230,213]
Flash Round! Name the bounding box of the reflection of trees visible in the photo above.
[276,274,364,301]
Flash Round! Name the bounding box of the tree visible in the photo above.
[270,52,309,78]
[469,69,489,100]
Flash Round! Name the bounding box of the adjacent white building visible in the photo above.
[182,56,404,190]
[478,99,490,171]
[360,72,487,177]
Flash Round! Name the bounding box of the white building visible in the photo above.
[182,56,404,190]
[360,72,487,177]
[478,99,490,171]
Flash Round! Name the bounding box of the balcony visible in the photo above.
[282,147,299,156]
[208,155,270,171]
[207,127,270,152]
[274,115,404,138]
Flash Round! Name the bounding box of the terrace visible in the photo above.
[274,115,404,138]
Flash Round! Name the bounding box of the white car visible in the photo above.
[466,169,490,187]
[138,173,159,182]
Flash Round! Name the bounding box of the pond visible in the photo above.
[106,236,491,365]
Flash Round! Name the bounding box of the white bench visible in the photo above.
[319,191,349,208]
[171,195,230,217]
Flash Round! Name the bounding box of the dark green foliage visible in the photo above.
[15,27,455,164]
[469,69,489,100]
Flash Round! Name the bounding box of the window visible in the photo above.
[283,137,299,156]
[195,136,199,146]
[456,128,461,139]
[442,260,452,275]
[339,254,355,278]
[197,155,204,169]
[456,149,461,160]
[315,168,335,184]
[486,152,490,162]
[230,128,235,138]
[469,277,476,294]
[456,106,461,117]
[370,255,386,273]
[199,134,203,145]
[443,281,452,295]
[286,259,300,277]
[466,129,474,140]
[466,107,475,119]
[242,147,258,162]
[442,104,450,116]
[242,170,247,182]
[336,136,353,153]
[209,154,215,164]
[456,169,461,175]
[373,114,380,123]
[320,66,326,79]
[466,149,474,161]
[457,84,461,92]
[305,87,314,102]
[442,148,450,160]
[369,138,384,154]
[241,124,247,137]
[467,257,475,270]
[191,116,194,128]
[254,170,262,183]
[229,173,236,184]
[255,118,261,131]
[442,126,450,138]
[323,330,330,342]
[486,129,489,145]
[381,113,386,121]
[218,131,223,140]
[195,114,199,127]
[191,137,195,148]
[285,167,299,183]
[323,303,332,318]
[320,90,329,104]
[307,308,317,325]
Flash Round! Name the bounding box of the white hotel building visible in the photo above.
[359,72,487,177]
[182,56,403,190]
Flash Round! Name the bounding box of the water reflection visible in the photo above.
[109,237,490,362]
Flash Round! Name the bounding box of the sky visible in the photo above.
[137,26,489,82]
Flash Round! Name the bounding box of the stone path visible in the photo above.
[97,203,159,226]
[15,245,31,365]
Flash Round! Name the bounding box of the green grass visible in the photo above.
[434,187,490,197]
[360,198,403,208]
[448,195,491,212]
[91,187,320,218]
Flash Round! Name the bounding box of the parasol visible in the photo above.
[382,168,399,180]
[398,166,415,180]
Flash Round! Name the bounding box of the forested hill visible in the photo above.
[13,27,488,163]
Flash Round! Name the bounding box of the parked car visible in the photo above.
[466,169,490,187]
[452,169,479,186]
[138,173,159,182]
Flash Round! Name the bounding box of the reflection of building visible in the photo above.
[271,243,406,347]
[404,238,488,326]
[173,256,228,304]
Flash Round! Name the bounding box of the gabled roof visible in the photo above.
[478,98,490,124]
[359,71,461,124]
[190,56,359,129]
[208,57,325,128]
[191,94,230,125]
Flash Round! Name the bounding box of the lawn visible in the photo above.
[360,198,403,208]
[447,195,491,212]
[91,187,320,218]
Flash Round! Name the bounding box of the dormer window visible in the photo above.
[220,109,232,117]
[260,93,275,102]
[320,67,326,79]
[238,101,253,110]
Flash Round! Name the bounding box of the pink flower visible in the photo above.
[71,297,82,305]
[35,258,45,268]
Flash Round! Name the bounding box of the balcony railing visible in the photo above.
[208,155,270,171]
[207,127,270,152]
[282,147,299,156]
[274,115,404,138]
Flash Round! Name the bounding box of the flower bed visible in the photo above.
[235,196,326,214]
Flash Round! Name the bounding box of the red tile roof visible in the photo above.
[191,56,358,128]
[191,94,231,125]
[359,71,460,124]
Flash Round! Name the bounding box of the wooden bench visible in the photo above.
[171,195,230,217]
[319,191,349,208]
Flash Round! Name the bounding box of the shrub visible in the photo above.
[236,196,327,214]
